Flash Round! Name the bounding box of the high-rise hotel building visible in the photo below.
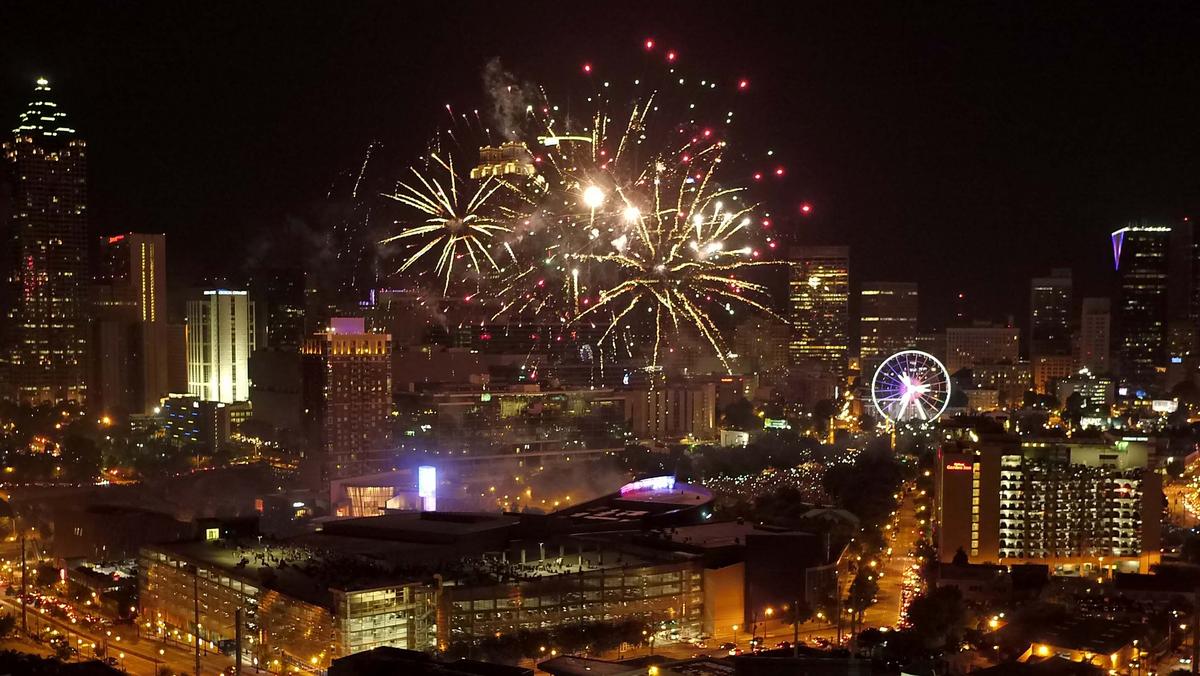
[302,318,392,484]
[1,78,89,403]
[91,233,172,415]
[936,436,1161,574]
[187,290,256,403]
[788,246,849,379]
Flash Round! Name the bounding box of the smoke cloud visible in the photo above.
[481,58,537,141]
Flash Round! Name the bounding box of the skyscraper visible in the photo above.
[1,78,89,403]
[302,318,392,484]
[788,246,849,379]
[859,281,918,378]
[1029,268,1072,357]
[944,323,1020,374]
[1079,297,1111,374]
[187,290,256,403]
[1111,224,1170,389]
[91,233,171,415]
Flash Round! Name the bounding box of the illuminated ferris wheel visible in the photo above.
[871,350,951,424]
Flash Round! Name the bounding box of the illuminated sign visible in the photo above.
[1152,399,1179,413]
[205,528,220,541]
[763,418,791,430]
[480,393,492,402]
[944,461,973,472]
[620,476,677,495]
[418,465,437,512]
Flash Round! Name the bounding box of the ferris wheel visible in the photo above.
[871,350,951,424]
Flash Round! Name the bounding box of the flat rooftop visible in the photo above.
[146,539,431,608]
[321,511,519,543]
[661,521,795,549]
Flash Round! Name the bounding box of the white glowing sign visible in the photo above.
[418,465,437,512]
[620,476,677,495]
[1152,399,1179,413]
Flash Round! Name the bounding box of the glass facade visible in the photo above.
[139,545,430,672]
[788,246,850,377]
[2,78,89,404]
[442,561,703,649]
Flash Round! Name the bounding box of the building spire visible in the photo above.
[12,76,76,138]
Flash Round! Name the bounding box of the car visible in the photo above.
[717,642,736,651]
[775,641,792,649]
[1179,657,1192,665]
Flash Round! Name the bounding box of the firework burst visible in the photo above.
[381,153,518,295]
[384,46,791,372]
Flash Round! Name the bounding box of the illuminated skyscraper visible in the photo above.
[1,78,89,403]
[1111,224,1171,389]
[859,281,918,377]
[302,318,392,484]
[91,233,172,415]
[1029,268,1072,357]
[187,290,256,403]
[1079,297,1111,374]
[788,246,849,379]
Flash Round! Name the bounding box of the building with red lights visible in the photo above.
[1,78,89,403]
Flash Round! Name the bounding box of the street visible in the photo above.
[0,592,234,675]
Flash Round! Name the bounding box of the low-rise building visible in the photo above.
[140,479,724,670]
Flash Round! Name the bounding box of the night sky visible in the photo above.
[3,2,1198,330]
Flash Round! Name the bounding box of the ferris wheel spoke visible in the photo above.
[872,350,950,425]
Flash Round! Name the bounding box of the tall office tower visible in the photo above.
[1029,268,1072,356]
[788,246,850,379]
[944,323,1020,374]
[186,290,256,403]
[0,78,89,403]
[1079,298,1111,374]
[936,436,1161,571]
[91,233,170,415]
[1112,224,1171,389]
[250,267,307,349]
[1169,220,1196,321]
[859,282,918,378]
[302,318,392,484]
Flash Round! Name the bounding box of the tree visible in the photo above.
[781,600,813,628]
[812,399,838,435]
[60,434,101,483]
[845,571,880,636]
[0,614,14,639]
[905,586,968,650]
[951,547,969,566]
[857,627,887,653]
[722,397,759,431]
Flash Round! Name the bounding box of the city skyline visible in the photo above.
[2,4,1198,331]
[2,6,1200,674]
